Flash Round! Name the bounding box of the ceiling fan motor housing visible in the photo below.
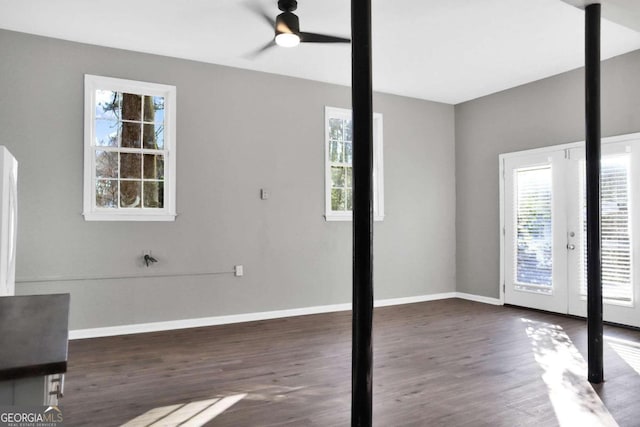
[276,12,300,36]
[278,0,297,12]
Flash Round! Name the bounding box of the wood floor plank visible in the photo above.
[62,299,640,426]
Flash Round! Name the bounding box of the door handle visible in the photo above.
[567,244,576,250]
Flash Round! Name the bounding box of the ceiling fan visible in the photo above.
[247,0,350,57]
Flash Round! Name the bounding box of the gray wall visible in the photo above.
[455,49,640,298]
[0,30,456,330]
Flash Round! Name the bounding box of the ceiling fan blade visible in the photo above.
[243,1,276,29]
[244,40,277,59]
[299,32,350,44]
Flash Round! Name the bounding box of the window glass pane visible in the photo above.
[122,122,141,148]
[346,189,353,210]
[95,151,118,178]
[96,179,118,208]
[120,153,141,179]
[122,93,142,121]
[120,181,142,208]
[344,120,352,142]
[329,140,339,163]
[155,125,165,150]
[515,166,552,289]
[144,155,164,180]
[153,96,165,123]
[331,166,345,187]
[336,141,345,163]
[143,181,164,208]
[330,140,344,163]
[141,96,165,123]
[346,167,353,187]
[345,142,353,165]
[95,90,120,121]
[142,96,155,122]
[331,188,345,211]
[95,120,120,147]
[329,118,343,141]
[143,123,164,149]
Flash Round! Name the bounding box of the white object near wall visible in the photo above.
[234,265,243,277]
[0,146,18,296]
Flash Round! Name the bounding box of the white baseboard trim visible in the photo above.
[373,292,456,308]
[69,302,351,340]
[455,292,503,306]
[69,291,494,340]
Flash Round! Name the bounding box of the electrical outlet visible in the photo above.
[260,189,269,200]
[234,265,244,277]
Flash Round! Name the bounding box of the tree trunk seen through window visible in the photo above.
[97,92,164,209]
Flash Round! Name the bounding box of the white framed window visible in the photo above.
[324,106,384,221]
[83,75,176,221]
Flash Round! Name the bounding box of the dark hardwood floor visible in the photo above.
[63,299,640,426]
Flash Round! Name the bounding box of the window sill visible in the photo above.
[83,211,177,222]
[325,213,384,222]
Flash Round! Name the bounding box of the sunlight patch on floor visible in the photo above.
[120,393,246,427]
[606,335,640,376]
[522,318,618,427]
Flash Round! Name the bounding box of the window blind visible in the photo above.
[581,155,633,302]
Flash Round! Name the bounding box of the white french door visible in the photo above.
[502,134,640,328]
[566,140,640,326]
[503,151,569,313]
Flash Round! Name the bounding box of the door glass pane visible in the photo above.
[580,155,633,303]
[514,166,552,293]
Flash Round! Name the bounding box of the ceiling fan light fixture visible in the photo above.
[275,12,300,47]
[275,32,300,47]
[244,2,350,58]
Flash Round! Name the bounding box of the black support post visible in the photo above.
[350,0,374,425]
[585,2,604,384]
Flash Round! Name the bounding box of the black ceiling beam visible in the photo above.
[350,0,374,425]
[585,2,604,384]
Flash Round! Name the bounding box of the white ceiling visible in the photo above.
[1,0,639,104]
